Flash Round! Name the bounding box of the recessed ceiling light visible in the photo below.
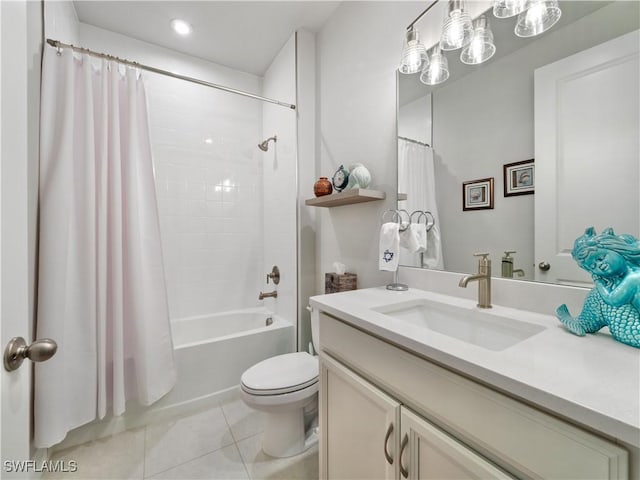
[171,19,192,36]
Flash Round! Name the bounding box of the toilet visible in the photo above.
[240,308,320,458]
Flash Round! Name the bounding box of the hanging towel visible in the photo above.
[399,224,420,252]
[414,223,428,253]
[379,222,400,271]
[423,223,444,270]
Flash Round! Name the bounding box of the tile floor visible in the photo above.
[45,394,319,480]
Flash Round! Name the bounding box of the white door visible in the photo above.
[1,1,41,475]
[320,354,400,480]
[399,407,514,480]
[534,30,640,285]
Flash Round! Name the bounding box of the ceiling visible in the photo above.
[73,1,342,76]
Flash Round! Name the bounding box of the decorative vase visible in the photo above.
[332,165,350,192]
[347,163,372,189]
[314,177,333,197]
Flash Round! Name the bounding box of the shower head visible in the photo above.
[258,136,277,152]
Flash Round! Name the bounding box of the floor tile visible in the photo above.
[147,444,249,480]
[45,428,145,480]
[236,433,319,480]
[220,398,264,442]
[144,406,234,477]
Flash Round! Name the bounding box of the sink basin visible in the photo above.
[373,299,546,351]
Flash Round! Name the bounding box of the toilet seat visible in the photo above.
[241,352,318,396]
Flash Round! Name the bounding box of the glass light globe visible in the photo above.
[399,27,429,74]
[493,0,527,18]
[440,0,473,51]
[420,47,449,86]
[515,0,562,38]
[460,16,496,65]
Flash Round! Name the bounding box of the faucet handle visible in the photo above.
[473,252,491,267]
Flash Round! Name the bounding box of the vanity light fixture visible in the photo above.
[493,0,527,18]
[399,26,429,74]
[398,0,560,83]
[170,19,192,36]
[420,46,449,85]
[460,15,496,65]
[440,0,474,51]
[515,0,562,38]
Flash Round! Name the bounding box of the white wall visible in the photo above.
[315,1,424,291]
[44,0,79,44]
[78,24,265,319]
[316,1,638,289]
[261,34,298,329]
[296,29,317,352]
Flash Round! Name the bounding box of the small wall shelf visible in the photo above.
[305,188,386,208]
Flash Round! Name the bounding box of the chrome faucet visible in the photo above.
[459,253,492,308]
[259,290,278,300]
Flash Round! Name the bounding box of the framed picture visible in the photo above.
[504,159,534,197]
[462,177,494,211]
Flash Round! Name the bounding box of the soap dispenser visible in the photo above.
[502,251,516,278]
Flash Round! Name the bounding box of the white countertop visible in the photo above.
[310,287,640,448]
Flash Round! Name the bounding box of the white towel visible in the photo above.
[423,223,444,270]
[399,224,420,253]
[379,222,400,271]
[414,223,428,253]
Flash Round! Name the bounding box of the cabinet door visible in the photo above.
[400,408,514,480]
[320,354,400,480]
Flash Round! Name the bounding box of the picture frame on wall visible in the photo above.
[462,177,494,211]
[504,159,535,197]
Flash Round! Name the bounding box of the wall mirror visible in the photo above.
[397,0,639,287]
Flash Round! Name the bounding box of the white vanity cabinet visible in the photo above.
[319,312,629,480]
[321,352,514,479]
[321,353,399,479]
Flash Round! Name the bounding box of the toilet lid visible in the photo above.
[241,352,319,395]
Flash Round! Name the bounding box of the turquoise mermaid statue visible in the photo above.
[556,227,640,348]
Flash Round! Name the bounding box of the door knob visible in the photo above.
[538,261,551,271]
[4,337,57,372]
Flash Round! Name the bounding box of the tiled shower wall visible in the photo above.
[79,24,265,320]
[150,77,264,319]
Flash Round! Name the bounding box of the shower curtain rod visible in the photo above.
[46,39,297,110]
[398,136,430,147]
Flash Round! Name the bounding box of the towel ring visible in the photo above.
[410,210,427,225]
[381,209,400,224]
[424,211,435,231]
[381,209,411,231]
[397,209,410,231]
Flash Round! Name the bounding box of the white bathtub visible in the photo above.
[159,307,295,407]
[54,307,294,451]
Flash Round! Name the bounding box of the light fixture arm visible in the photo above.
[407,0,441,30]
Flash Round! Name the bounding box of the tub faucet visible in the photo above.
[259,290,278,300]
[459,253,492,308]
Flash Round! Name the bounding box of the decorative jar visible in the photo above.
[314,177,333,197]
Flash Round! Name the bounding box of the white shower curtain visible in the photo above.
[35,47,176,448]
[398,139,444,270]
